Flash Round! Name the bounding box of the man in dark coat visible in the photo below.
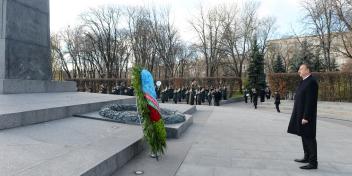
[287,64,319,170]
[207,89,213,106]
[266,87,271,100]
[243,89,249,103]
[201,88,206,103]
[189,87,196,105]
[196,89,202,105]
[260,88,265,102]
[252,89,258,109]
[189,80,198,105]
[274,91,280,113]
[185,89,190,104]
[161,88,168,103]
[173,89,178,104]
[156,86,161,99]
[214,88,222,106]
[222,86,228,100]
[168,86,174,100]
[249,89,253,103]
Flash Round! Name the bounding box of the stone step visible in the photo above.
[220,97,244,105]
[0,92,135,130]
[0,117,145,176]
[159,103,197,115]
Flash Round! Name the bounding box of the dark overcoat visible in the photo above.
[252,92,258,106]
[274,94,281,105]
[287,75,318,138]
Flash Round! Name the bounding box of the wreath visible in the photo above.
[132,66,167,160]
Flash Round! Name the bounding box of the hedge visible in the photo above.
[268,72,352,102]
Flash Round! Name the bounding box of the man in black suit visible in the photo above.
[287,64,319,170]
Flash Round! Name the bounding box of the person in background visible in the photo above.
[244,89,249,103]
[178,87,182,102]
[214,88,222,106]
[168,86,174,101]
[196,88,202,105]
[156,85,161,99]
[252,88,258,109]
[265,87,271,100]
[99,84,107,94]
[260,88,265,103]
[250,88,253,103]
[208,89,213,106]
[274,91,281,113]
[185,88,190,104]
[189,81,197,105]
[161,87,168,103]
[173,88,178,104]
[201,87,206,103]
[222,86,228,100]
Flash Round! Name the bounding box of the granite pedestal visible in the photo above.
[0,92,135,130]
[0,0,75,94]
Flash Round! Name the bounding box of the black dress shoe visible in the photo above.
[294,158,309,163]
[300,164,318,170]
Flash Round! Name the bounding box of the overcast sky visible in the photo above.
[50,0,304,40]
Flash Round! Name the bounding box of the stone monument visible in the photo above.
[0,0,76,94]
[0,2,145,175]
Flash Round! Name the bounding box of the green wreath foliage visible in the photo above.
[132,66,167,158]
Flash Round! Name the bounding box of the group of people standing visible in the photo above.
[243,87,281,111]
[156,84,228,106]
[112,83,134,96]
[98,83,134,96]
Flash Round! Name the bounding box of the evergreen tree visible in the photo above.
[327,58,339,71]
[311,50,323,72]
[247,37,266,90]
[289,40,314,72]
[273,54,286,73]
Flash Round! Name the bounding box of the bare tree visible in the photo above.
[127,7,158,72]
[80,6,125,78]
[190,5,224,77]
[257,17,277,55]
[51,34,72,79]
[218,3,242,77]
[333,0,352,31]
[174,44,198,77]
[151,7,182,78]
[302,0,339,71]
[332,0,352,59]
[335,30,352,59]
[219,1,262,79]
[61,26,86,78]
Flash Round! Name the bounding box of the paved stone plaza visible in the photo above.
[115,100,352,176]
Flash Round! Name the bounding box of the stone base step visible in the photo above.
[159,103,197,115]
[0,117,145,176]
[0,92,135,130]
